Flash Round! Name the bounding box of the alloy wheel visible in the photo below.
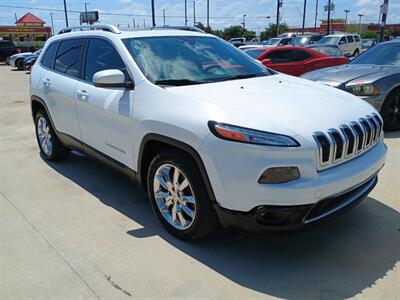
[37,116,53,155]
[153,164,196,230]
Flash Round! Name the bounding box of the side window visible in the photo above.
[339,37,347,45]
[279,38,291,45]
[54,38,85,78]
[354,35,360,42]
[265,50,298,63]
[84,38,127,82]
[41,42,58,69]
[295,50,313,61]
[347,36,354,43]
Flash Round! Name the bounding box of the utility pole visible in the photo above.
[193,1,196,26]
[144,20,146,28]
[302,0,307,35]
[163,10,166,26]
[326,0,331,35]
[379,0,388,42]
[358,13,363,33]
[206,0,210,30]
[132,17,136,28]
[14,13,18,22]
[63,0,69,27]
[151,0,156,27]
[276,0,282,37]
[242,14,247,29]
[344,9,350,32]
[314,0,319,31]
[50,13,55,35]
[184,0,188,26]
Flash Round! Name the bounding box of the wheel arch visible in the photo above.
[138,133,216,203]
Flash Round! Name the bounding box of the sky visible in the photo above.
[0,0,399,33]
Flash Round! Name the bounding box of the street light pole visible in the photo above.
[151,0,156,27]
[63,0,69,27]
[379,0,388,42]
[276,0,281,37]
[184,0,188,26]
[242,14,247,29]
[163,10,166,27]
[206,0,209,29]
[301,0,307,35]
[50,13,55,35]
[132,17,136,28]
[193,1,196,26]
[344,9,350,32]
[84,2,89,25]
[314,0,319,31]
[358,13,363,33]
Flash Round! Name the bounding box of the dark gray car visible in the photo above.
[301,40,400,131]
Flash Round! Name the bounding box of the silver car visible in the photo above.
[302,40,400,131]
[9,49,41,70]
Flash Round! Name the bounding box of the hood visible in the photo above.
[167,74,376,142]
[301,64,398,86]
[10,52,33,59]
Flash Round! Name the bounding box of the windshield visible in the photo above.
[309,46,342,57]
[123,36,271,86]
[351,43,400,65]
[263,38,280,46]
[291,36,309,45]
[244,49,265,58]
[319,36,339,45]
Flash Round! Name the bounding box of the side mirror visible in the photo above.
[261,58,272,65]
[93,69,134,89]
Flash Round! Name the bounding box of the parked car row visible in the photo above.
[7,49,41,70]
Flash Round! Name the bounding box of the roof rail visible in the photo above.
[58,24,121,34]
[150,26,205,33]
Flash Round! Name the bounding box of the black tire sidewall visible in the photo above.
[16,59,24,70]
[381,90,400,131]
[147,150,217,240]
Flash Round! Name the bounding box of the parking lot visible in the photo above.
[0,64,399,299]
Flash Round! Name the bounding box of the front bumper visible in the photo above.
[214,174,378,232]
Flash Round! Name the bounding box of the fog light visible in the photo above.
[258,167,300,184]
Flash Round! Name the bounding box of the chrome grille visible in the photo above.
[313,113,382,170]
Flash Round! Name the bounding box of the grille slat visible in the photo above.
[313,115,382,170]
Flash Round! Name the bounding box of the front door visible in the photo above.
[75,37,135,167]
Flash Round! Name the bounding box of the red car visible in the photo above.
[244,46,349,77]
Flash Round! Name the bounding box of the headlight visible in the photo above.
[346,84,380,96]
[208,122,300,147]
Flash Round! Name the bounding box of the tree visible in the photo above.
[260,23,289,40]
[385,27,400,37]
[345,23,358,33]
[221,25,256,40]
[361,30,378,39]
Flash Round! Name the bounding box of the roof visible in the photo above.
[16,13,45,25]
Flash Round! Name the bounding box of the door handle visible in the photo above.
[77,90,89,102]
[43,78,51,87]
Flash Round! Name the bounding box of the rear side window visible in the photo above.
[354,35,360,42]
[41,42,58,69]
[265,50,311,63]
[84,38,127,82]
[55,39,85,78]
[347,36,354,43]
[339,37,347,45]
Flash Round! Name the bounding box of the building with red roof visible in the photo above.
[0,12,51,49]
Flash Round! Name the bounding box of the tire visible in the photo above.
[381,89,400,131]
[34,110,70,161]
[16,58,24,70]
[147,149,219,240]
[353,49,360,57]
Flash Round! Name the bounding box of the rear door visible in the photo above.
[262,49,306,76]
[41,38,85,139]
[337,36,348,56]
[75,37,135,166]
[346,35,355,55]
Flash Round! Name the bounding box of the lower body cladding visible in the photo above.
[214,174,377,232]
[199,136,387,232]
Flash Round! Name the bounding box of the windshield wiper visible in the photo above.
[154,79,205,86]
[217,73,265,82]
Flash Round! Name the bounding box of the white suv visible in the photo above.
[319,33,362,57]
[30,25,387,240]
